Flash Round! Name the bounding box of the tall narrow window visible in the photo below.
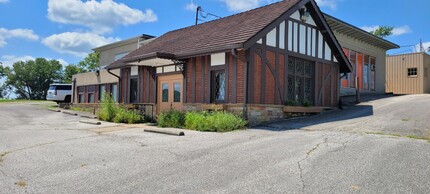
[111,84,118,102]
[174,82,181,102]
[129,77,138,103]
[162,83,169,102]
[211,71,225,103]
[99,84,106,101]
[87,85,95,103]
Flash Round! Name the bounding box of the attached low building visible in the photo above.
[71,34,154,104]
[386,52,430,94]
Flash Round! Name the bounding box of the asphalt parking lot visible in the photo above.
[1,96,430,194]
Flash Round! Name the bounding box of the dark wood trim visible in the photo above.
[314,62,318,105]
[254,48,284,105]
[183,62,187,103]
[225,53,229,102]
[306,1,352,73]
[232,53,237,104]
[275,52,279,104]
[192,58,196,103]
[201,56,205,103]
[248,47,255,103]
[297,21,300,54]
[206,56,211,103]
[284,54,288,104]
[260,46,266,103]
[243,0,310,49]
[289,18,319,29]
[146,67,150,103]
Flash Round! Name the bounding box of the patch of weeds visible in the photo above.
[401,118,410,122]
[71,107,94,113]
[406,135,430,141]
[80,164,87,168]
[365,132,385,135]
[0,151,10,163]
[15,181,27,187]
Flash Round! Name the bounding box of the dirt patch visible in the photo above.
[15,181,27,187]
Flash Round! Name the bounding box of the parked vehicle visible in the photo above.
[46,84,72,103]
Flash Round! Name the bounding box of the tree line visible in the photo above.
[0,52,100,100]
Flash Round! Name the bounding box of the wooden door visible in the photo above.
[157,74,183,113]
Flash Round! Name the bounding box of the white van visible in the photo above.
[46,84,72,103]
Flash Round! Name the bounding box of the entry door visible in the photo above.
[157,74,183,113]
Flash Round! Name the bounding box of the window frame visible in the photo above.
[129,76,138,103]
[408,68,418,78]
[210,70,226,103]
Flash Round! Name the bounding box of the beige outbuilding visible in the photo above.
[386,52,430,94]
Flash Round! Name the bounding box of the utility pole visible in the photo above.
[420,39,425,52]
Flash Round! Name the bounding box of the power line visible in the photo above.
[195,6,221,25]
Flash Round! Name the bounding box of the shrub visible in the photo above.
[157,110,185,128]
[98,94,145,124]
[185,111,247,132]
[98,94,117,121]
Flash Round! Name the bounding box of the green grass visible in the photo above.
[401,118,410,122]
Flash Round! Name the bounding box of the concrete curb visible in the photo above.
[80,115,98,119]
[62,110,78,116]
[48,108,61,112]
[79,120,101,125]
[144,128,185,136]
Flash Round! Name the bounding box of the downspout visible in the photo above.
[107,68,121,103]
[72,78,76,104]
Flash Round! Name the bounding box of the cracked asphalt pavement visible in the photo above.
[1,96,430,194]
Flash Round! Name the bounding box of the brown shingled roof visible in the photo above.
[107,0,300,69]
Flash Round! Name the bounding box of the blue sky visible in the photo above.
[0,0,429,69]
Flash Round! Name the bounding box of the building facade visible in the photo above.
[386,52,430,94]
[71,35,154,104]
[74,0,398,125]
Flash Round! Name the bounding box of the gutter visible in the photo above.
[107,69,121,103]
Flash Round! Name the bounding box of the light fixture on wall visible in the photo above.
[299,8,310,23]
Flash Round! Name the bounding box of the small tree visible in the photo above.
[370,26,394,38]
[78,52,100,72]
[1,58,63,100]
[63,64,85,83]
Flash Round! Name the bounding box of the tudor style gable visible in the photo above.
[244,0,350,107]
[244,0,351,73]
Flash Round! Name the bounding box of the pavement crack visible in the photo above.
[0,135,99,166]
[297,137,328,192]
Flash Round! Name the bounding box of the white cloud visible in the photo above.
[0,55,69,68]
[361,25,412,37]
[47,0,157,33]
[0,0,9,3]
[0,28,39,47]
[221,0,261,12]
[415,42,430,53]
[315,0,339,11]
[42,32,120,57]
[185,1,198,11]
[392,25,412,36]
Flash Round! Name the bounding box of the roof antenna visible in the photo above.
[420,39,424,52]
[195,6,221,25]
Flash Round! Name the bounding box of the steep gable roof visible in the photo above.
[107,0,300,68]
[107,0,353,73]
